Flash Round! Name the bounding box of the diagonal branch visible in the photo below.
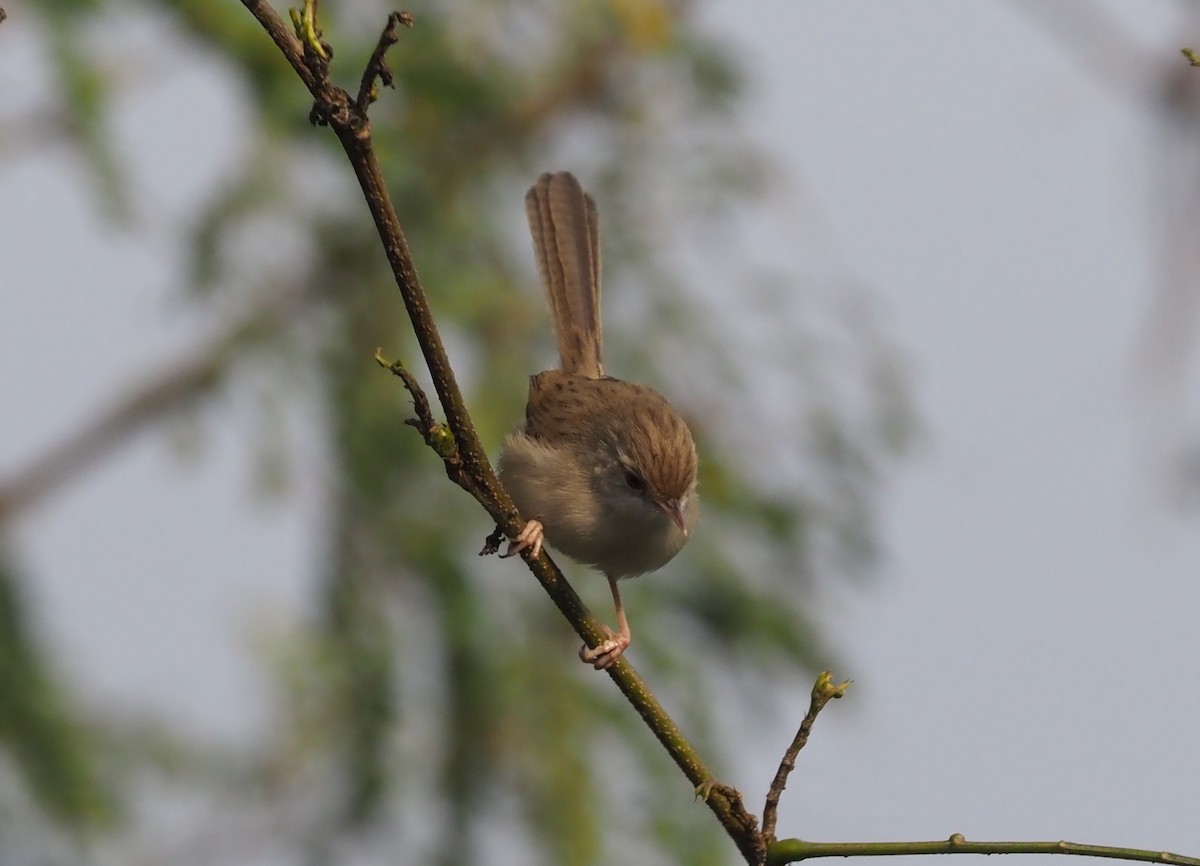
[238,3,764,861]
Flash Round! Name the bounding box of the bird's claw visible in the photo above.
[579,624,630,670]
[502,519,544,560]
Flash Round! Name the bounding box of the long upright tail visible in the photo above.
[525,172,603,379]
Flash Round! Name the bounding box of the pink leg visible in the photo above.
[502,519,544,560]
[579,574,632,669]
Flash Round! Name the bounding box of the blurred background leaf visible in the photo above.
[0,547,113,832]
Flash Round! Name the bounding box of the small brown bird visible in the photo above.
[499,172,699,669]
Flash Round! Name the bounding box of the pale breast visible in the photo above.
[498,430,688,578]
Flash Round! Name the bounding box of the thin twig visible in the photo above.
[357,12,412,112]
[767,835,1200,866]
[373,350,479,497]
[762,672,850,844]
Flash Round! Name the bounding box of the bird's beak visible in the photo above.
[660,499,688,537]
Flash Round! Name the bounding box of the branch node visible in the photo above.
[309,101,331,127]
[694,781,764,862]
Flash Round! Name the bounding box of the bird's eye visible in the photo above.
[623,469,645,491]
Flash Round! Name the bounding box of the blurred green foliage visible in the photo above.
[4,1,912,863]
[0,548,112,831]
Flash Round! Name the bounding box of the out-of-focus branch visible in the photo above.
[0,287,307,523]
[1009,3,1200,502]
[0,110,70,157]
[1006,0,1159,98]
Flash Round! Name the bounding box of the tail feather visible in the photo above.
[525,172,603,379]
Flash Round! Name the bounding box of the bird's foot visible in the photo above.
[579,624,630,670]
[502,519,544,560]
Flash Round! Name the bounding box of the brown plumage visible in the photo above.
[524,371,697,504]
[499,171,699,670]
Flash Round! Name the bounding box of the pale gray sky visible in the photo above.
[706,1,1200,855]
[1,1,1197,863]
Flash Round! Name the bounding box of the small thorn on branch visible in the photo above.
[479,524,506,557]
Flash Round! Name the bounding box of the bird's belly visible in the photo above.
[560,508,686,579]
[498,432,687,578]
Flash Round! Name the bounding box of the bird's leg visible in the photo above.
[580,574,631,669]
[502,519,544,559]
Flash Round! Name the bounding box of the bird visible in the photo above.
[498,171,699,669]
